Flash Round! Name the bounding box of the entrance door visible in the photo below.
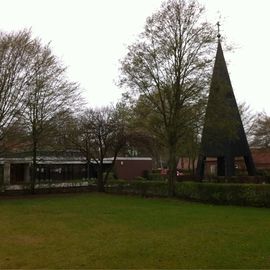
[10,164,25,184]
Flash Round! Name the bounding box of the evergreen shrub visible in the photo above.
[106,180,168,197]
[147,172,166,181]
[175,182,270,207]
[106,180,270,207]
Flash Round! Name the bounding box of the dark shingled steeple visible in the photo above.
[196,38,256,178]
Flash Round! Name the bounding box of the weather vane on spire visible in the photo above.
[217,21,221,39]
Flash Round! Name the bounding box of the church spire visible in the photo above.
[196,32,256,178]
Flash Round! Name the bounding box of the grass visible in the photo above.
[0,193,270,269]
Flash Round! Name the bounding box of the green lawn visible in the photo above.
[0,193,270,269]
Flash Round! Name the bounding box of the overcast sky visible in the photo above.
[1,0,270,114]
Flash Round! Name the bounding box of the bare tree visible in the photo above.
[238,101,258,144]
[67,105,128,192]
[250,112,270,148]
[0,119,29,153]
[0,30,40,144]
[21,41,81,193]
[119,0,216,196]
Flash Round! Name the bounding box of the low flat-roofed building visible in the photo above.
[0,151,152,185]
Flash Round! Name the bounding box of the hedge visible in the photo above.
[175,182,270,207]
[106,180,270,207]
[106,180,168,197]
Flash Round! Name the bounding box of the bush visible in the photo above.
[142,170,149,179]
[175,182,270,207]
[147,172,166,181]
[256,169,270,179]
[133,176,147,181]
[105,180,270,207]
[105,180,168,197]
[129,181,168,197]
[104,172,117,181]
[205,175,269,184]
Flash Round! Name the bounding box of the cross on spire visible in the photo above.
[217,21,221,39]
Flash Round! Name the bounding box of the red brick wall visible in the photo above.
[114,158,152,180]
[178,149,270,175]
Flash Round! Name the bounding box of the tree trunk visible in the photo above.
[167,143,177,197]
[86,160,91,180]
[104,151,118,184]
[31,139,37,194]
[192,158,196,176]
[97,164,105,192]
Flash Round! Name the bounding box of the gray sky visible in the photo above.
[1,0,270,114]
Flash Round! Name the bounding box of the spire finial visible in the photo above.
[217,21,221,39]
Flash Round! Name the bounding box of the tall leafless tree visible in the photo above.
[0,30,40,144]
[21,40,81,193]
[119,0,216,196]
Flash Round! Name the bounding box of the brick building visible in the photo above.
[178,148,270,176]
[0,151,152,185]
